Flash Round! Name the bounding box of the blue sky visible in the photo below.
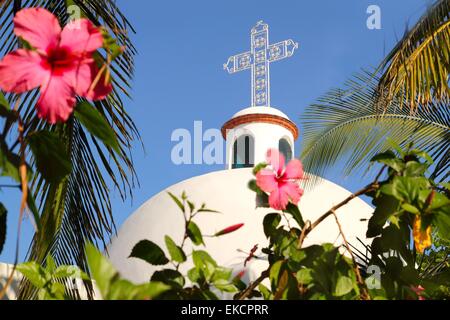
[1,0,431,263]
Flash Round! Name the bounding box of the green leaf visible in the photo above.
[192,250,217,269]
[74,101,120,154]
[151,269,185,289]
[141,281,171,299]
[49,282,66,300]
[211,267,232,282]
[167,192,184,212]
[26,191,41,232]
[252,162,267,175]
[45,255,57,273]
[263,213,281,238]
[283,203,305,228]
[0,139,21,182]
[434,210,450,241]
[187,200,195,213]
[296,268,313,285]
[0,92,17,121]
[367,194,399,238]
[16,262,48,288]
[407,149,433,165]
[248,179,258,192]
[213,279,236,292]
[101,29,124,60]
[386,138,404,156]
[334,276,354,296]
[187,267,203,284]
[269,260,285,291]
[196,204,220,214]
[382,176,429,203]
[255,191,269,208]
[27,131,72,183]
[164,235,186,263]
[401,203,420,214]
[0,203,6,254]
[258,283,273,300]
[129,240,169,265]
[53,265,89,280]
[428,192,450,210]
[192,250,217,283]
[404,161,428,177]
[200,289,219,300]
[370,150,396,162]
[85,243,117,298]
[187,221,204,245]
[371,151,405,173]
[108,279,170,300]
[86,243,169,299]
[0,91,9,110]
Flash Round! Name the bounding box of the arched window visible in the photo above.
[232,135,254,169]
[279,138,292,161]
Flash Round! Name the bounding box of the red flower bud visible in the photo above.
[214,223,244,236]
[236,269,246,279]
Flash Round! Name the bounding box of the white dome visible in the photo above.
[107,168,373,284]
[231,106,290,120]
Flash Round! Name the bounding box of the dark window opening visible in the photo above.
[232,135,254,169]
[279,138,292,161]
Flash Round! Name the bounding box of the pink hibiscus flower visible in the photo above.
[0,8,112,124]
[411,285,426,300]
[256,149,304,210]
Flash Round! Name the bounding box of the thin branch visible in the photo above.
[332,210,370,300]
[236,269,269,300]
[298,182,379,249]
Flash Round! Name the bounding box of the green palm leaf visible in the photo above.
[0,0,139,299]
[376,0,450,110]
[300,70,449,189]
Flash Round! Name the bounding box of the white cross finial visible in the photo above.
[223,21,299,107]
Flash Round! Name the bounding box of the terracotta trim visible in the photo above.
[221,113,299,140]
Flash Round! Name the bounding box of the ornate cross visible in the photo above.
[223,21,298,107]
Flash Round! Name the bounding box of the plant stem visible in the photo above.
[236,269,269,300]
[297,182,379,249]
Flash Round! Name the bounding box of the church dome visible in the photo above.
[231,106,290,119]
[107,168,373,284]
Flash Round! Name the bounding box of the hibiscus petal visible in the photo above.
[284,159,304,180]
[14,8,61,52]
[0,49,49,93]
[37,75,76,124]
[268,187,290,211]
[60,19,103,54]
[256,169,278,193]
[266,149,285,175]
[67,61,112,100]
[280,181,304,205]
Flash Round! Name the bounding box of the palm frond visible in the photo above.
[376,0,450,110]
[300,70,450,189]
[0,0,139,299]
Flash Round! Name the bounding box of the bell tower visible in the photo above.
[221,21,299,169]
[221,106,298,169]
